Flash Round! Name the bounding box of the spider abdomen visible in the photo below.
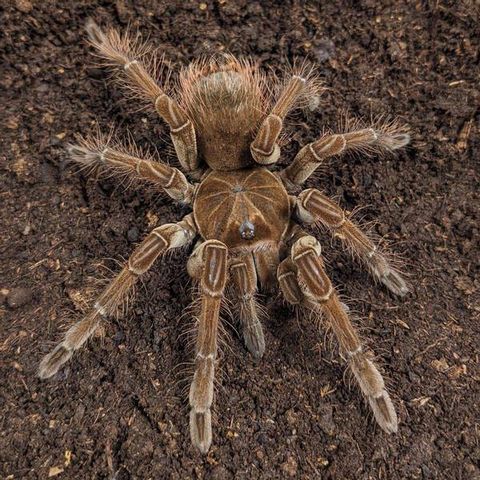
[180,58,268,171]
[193,168,290,251]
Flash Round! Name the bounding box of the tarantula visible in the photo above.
[39,20,411,453]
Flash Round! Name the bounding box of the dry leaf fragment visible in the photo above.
[64,449,72,466]
[431,358,449,372]
[48,466,64,477]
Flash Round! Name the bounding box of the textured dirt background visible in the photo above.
[1,1,479,479]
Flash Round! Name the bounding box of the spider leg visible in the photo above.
[68,134,194,203]
[186,240,228,454]
[38,214,197,379]
[280,123,410,186]
[251,75,306,165]
[85,20,198,172]
[230,254,265,359]
[294,189,409,296]
[277,234,398,434]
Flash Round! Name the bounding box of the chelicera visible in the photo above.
[39,20,410,453]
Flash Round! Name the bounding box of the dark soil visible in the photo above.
[1,1,479,479]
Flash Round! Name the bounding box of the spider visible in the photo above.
[39,20,411,454]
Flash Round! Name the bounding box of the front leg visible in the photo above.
[68,133,195,203]
[38,215,197,379]
[186,240,228,453]
[295,188,409,296]
[278,235,398,434]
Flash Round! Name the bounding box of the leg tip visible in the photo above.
[85,18,105,45]
[248,344,265,360]
[38,345,72,379]
[350,356,398,434]
[382,270,410,297]
[391,133,411,149]
[378,132,411,150]
[66,143,101,165]
[243,325,266,360]
[190,409,212,454]
[369,390,398,434]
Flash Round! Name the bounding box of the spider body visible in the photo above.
[182,65,266,171]
[39,20,411,454]
[194,168,290,251]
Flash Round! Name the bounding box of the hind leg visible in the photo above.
[85,20,198,172]
[295,188,408,296]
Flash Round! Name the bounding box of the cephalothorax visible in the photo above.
[39,21,411,453]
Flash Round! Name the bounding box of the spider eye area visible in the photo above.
[240,220,255,240]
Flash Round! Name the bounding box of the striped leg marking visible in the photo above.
[38,215,196,379]
[85,20,198,171]
[188,240,228,454]
[278,235,398,434]
[251,76,306,165]
[282,124,410,186]
[296,189,409,296]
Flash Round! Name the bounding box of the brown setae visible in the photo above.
[38,20,411,454]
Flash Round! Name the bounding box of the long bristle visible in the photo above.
[281,58,326,113]
[86,20,153,68]
[66,128,169,192]
[85,20,166,105]
[337,112,411,157]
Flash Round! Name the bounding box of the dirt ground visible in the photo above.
[1,1,479,479]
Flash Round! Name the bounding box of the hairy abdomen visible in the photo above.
[179,58,269,170]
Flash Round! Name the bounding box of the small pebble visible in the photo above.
[7,287,33,309]
[87,67,104,80]
[6,117,19,129]
[285,408,297,426]
[72,404,86,423]
[113,330,125,345]
[318,404,336,436]
[15,0,32,13]
[314,37,335,63]
[0,289,8,304]
[281,455,298,477]
[12,362,23,372]
[210,465,229,480]
[127,226,139,242]
[48,466,63,477]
